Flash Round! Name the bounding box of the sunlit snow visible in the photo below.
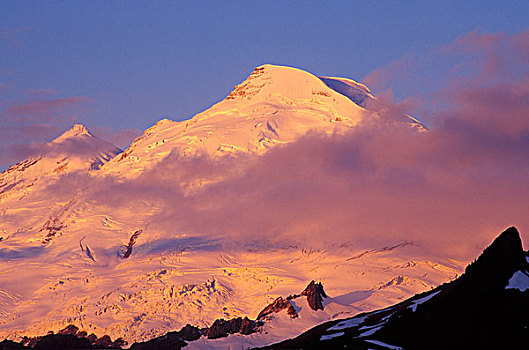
[0,65,463,347]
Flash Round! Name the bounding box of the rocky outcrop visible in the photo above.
[122,230,142,259]
[57,325,79,335]
[206,319,236,339]
[92,335,113,348]
[2,316,261,349]
[301,281,327,311]
[129,323,201,349]
[16,325,124,349]
[240,316,259,335]
[205,317,262,339]
[85,334,98,344]
[226,66,266,100]
[32,334,93,349]
[130,335,186,350]
[130,317,261,347]
[40,217,65,244]
[0,339,28,349]
[257,281,328,320]
[177,324,202,341]
[257,297,298,320]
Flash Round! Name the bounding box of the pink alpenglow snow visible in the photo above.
[1,62,529,349]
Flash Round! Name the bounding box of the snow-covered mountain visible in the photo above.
[0,65,456,348]
[99,64,422,178]
[0,124,121,202]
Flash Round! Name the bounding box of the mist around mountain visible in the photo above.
[1,64,529,348]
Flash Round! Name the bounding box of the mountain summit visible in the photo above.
[101,64,422,177]
[0,124,120,201]
[225,65,365,116]
[52,124,92,143]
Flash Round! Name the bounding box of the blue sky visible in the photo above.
[1,1,528,168]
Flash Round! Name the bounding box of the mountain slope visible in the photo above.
[264,226,529,349]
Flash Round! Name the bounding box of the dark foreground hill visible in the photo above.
[261,226,529,349]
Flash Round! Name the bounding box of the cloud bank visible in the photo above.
[23,28,529,260]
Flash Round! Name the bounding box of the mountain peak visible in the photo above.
[0,123,121,200]
[99,65,425,178]
[473,226,523,265]
[463,226,526,288]
[54,124,91,142]
[226,64,374,108]
[225,64,363,108]
[145,118,176,134]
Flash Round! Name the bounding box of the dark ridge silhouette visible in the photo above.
[128,324,200,350]
[461,226,527,289]
[260,226,529,349]
[0,339,28,349]
[12,325,125,349]
[33,334,93,349]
